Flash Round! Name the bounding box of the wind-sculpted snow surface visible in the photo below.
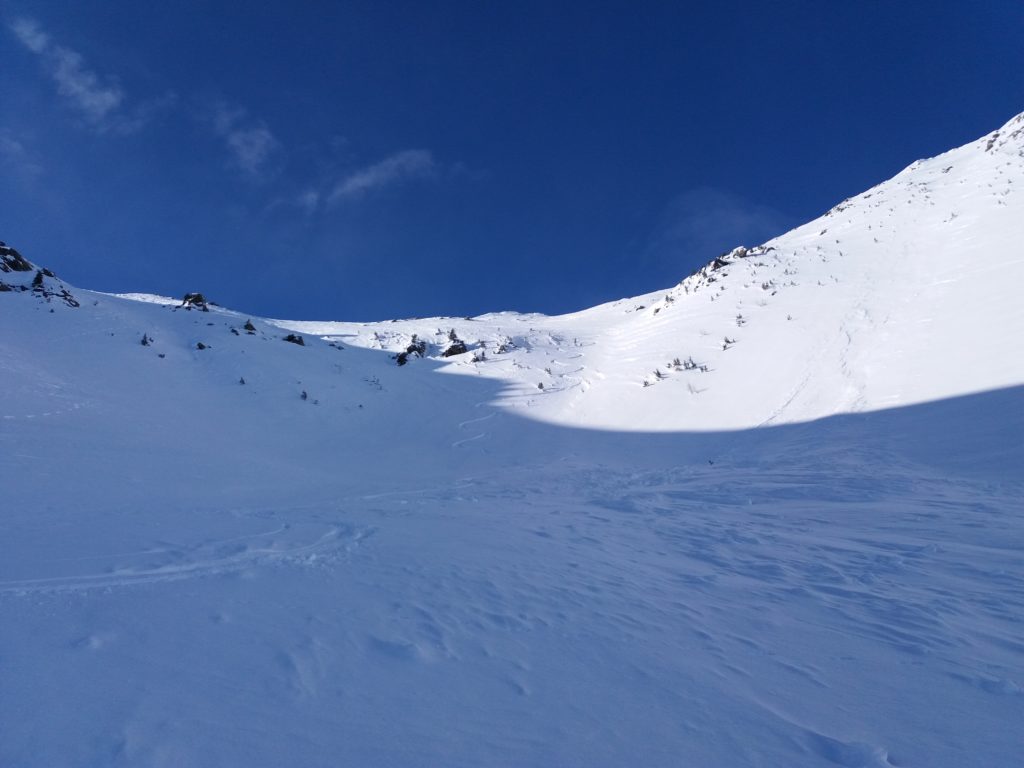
[1,115,1023,767]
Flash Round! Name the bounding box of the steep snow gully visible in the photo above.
[1,114,1023,767]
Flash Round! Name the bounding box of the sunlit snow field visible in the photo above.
[2,115,1023,767]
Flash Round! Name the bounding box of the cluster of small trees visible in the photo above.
[395,334,429,366]
[442,329,468,357]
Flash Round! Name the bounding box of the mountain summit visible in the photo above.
[1,115,1022,768]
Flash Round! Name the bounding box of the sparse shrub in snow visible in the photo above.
[244,320,257,334]
[141,334,152,346]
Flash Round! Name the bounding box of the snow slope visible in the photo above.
[1,114,1022,767]
[279,112,1024,432]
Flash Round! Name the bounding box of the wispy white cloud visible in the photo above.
[210,101,280,179]
[264,188,321,217]
[47,45,124,123]
[9,17,173,134]
[10,16,48,53]
[647,188,794,263]
[295,189,321,215]
[0,131,43,178]
[329,149,436,203]
[266,149,443,218]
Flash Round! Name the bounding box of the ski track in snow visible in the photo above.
[453,409,497,447]
[0,521,374,594]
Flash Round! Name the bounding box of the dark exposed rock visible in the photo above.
[0,243,78,305]
[28,269,80,307]
[441,340,468,357]
[395,335,428,366]
[283,334,305,346]
[0,244,33,273]
[440,329,468,358]
[180,292,210,311]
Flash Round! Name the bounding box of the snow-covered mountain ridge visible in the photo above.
[1,114,1022,768]
[5,112,1023,435]
[278,110,1024,430]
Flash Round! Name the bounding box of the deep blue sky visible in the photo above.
[3,2,1022,320]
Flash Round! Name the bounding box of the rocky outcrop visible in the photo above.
[0,242,79,307]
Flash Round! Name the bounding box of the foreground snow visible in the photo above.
[1,114,1022,766]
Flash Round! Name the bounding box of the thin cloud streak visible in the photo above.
[0,131,43,178]
[647,188,795,264]
[329,149,435,203]
[9,16,48,53]
[210,101,280,179]
[11,17,124,127]
[10,19,438,205]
